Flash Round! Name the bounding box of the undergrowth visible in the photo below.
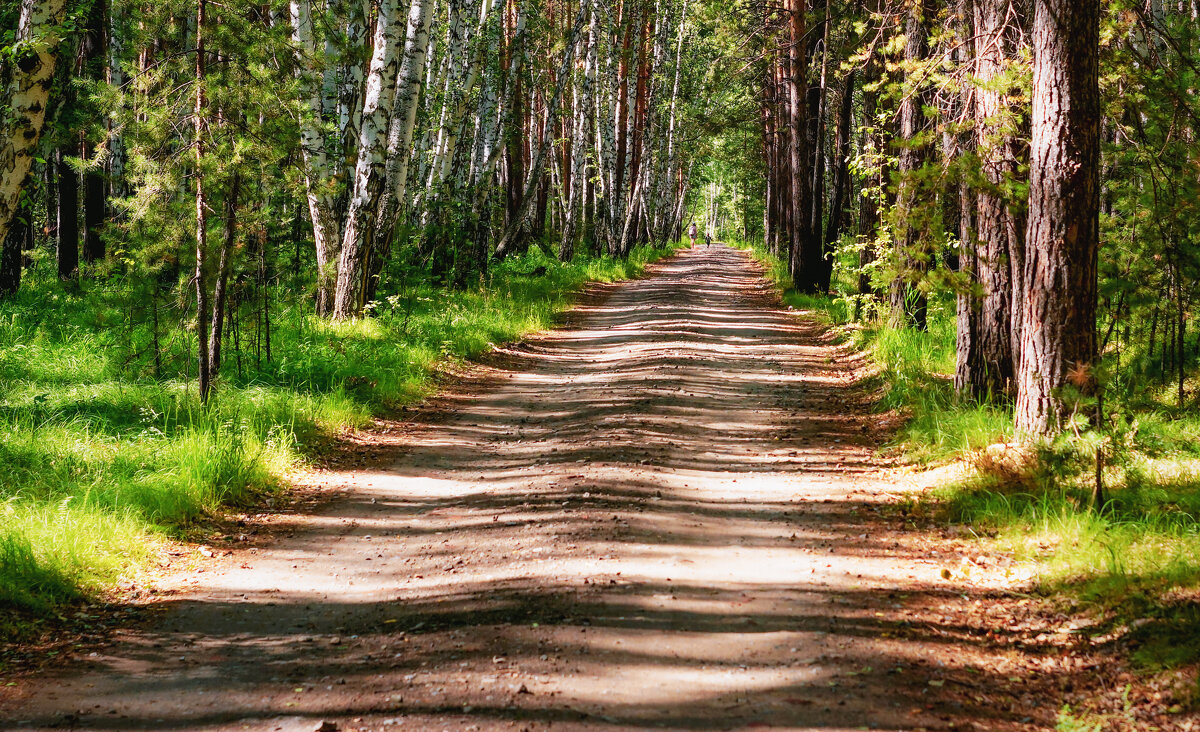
[0,244,674,635]
[732,236,1200,677]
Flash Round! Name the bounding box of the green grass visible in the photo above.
[0,244,676,633]
[734,236,1200,676]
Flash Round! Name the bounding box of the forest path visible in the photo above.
[4,246,1031,731]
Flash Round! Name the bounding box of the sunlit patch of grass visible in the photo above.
[935,451,1200,670]
[0,243,676,630]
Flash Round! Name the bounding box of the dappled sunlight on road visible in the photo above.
[5,247,1044,732]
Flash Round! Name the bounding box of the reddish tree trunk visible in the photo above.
[1015,0,1101,436]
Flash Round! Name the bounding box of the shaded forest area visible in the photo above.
[3,0,1200,721]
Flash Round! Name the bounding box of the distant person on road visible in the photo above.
[705,230,712,248]
[689,222,698,247]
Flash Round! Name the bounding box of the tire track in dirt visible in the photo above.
[3,246,1045,731]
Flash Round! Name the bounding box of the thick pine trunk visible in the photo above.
[970,0,1026,396]
[786,0,812,289]
[1015,0,1100,436]
[954,0,983,395]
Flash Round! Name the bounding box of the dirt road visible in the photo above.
[4,247,1034,731]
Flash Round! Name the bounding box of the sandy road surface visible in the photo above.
[4,247,1018,731]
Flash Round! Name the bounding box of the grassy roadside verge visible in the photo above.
[732,238,1200,699]
[0,244,677,640]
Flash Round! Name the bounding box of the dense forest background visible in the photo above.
[3,0,1200,719]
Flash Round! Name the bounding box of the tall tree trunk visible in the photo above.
[799,0,829,292]
[821,67,854,292]
[610,3,634,255]
[504,0,528,232]
[856,40,882,307]
[332,0,407,318]
[289,0,344,315]
[787,0,813,289]
[970,0,1026,396]
[56,149,79,279]
[655,0,688,246]
[762,56,776,255]
[561,0,596,262]
[0,0,69,246]
[890,0,936,330]
[954,0,983,395]
[366,0,436,298]
[81,0,107,263]
[0,175,32,298]
[195,0,212,403]
[108,2,126,201]
[210,173,240,372]
[1015,0,1100,436]
[493,1,589,259]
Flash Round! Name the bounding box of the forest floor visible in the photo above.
[0,246,1174,731]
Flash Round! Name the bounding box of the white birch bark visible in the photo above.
[652,0,681,240]
[620,0,669,254]
[472,1,524,185]
[434,0,497,187]
[375,0,436,238]
[595,0,619,249]
[0,0,69,246]
[332,0,407,318]
[467,29,501,187]
[424,0,472,191]
[414,44,451,194]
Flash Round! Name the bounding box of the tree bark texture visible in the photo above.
[890,0,936,330]
[1015,0,1101,436]
[0,0,69,247]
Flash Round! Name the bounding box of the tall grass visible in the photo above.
[0,244,676,632]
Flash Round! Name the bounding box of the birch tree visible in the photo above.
[0,0,70,246]
[332,0,408,319]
